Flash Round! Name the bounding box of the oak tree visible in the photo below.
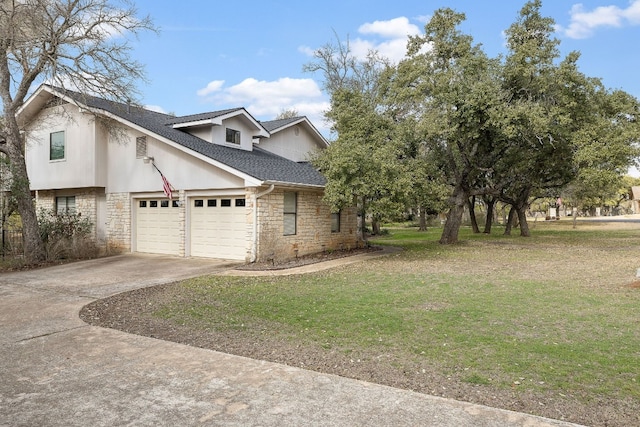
[0,0,154,262]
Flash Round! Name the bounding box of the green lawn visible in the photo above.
[155,220,640,404]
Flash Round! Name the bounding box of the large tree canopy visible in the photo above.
[0,0,154,262]
[306,38,410,238]
[388,8,509,243]
[313,0,639,244]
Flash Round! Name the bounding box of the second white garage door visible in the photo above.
[190,196,248,260]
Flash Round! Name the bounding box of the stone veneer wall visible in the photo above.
[244,188,257,261]
[177,190,186,257]
[35,188,101,241]
[75,188,99,241]
[106,192,131,252]
[35,190,55,212]
[256,188,360,262]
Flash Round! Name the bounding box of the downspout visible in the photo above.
[251,184,275,262]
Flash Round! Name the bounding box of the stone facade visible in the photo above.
[35,190,55,212]
[35,188,102,239]
[106,192,131,253]
[176,190,186,257]
[256,188,359,262]
[35,186,359,263]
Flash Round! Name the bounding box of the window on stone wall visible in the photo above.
[331,211,341,233]
[56,196,76,215]
[283,192,297,236]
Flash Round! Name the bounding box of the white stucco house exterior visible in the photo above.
[18,85,359,262]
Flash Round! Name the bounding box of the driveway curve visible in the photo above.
[0,254,583,426]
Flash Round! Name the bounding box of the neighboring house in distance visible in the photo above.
[18,84,359,262]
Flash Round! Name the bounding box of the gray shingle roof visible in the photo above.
[260,116,303,132]
[164,109,244,125]
[53,87,326,187]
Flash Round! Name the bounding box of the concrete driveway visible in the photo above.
[0,254,583,426]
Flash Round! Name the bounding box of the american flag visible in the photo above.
[152,162,174,200]
[161,173,173,200]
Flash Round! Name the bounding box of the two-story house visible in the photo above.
[18,85,359,262]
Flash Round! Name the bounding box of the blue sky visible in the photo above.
[130,0,640,136]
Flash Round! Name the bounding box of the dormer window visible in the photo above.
[226,128,240,144]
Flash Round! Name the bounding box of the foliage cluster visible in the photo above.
[307,0,640,243]
[38,209,98,260]
[0,0,155,263]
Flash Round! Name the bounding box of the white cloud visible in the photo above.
[298,45,315,56]
[196,80,225,97]
[561,0,640,39]
[299,16,425,64]
[358,17,421,39]
[196,77,330,134]
[354,17,422,63]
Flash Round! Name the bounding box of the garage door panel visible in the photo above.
[190,197,247,260]
[136,199,180,255]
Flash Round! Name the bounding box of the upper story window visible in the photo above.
[50,131,65,160]
[226,128,240,144]
[136,136,147,158]
[283,192,297,236]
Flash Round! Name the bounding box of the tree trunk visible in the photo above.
[418,206,427,231]
[371,217,381,235]
[6,132,46,263]
[504,206,516,236]
[517,205,530,237]
[440,187,467,244]
[467,196,480,233]
[357,197,367,242]
[483,197,496,234]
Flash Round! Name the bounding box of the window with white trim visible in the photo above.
[226,128,240,144]
[283,192,297,235]
[50,131,65,160]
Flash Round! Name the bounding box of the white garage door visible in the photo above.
[136,199,181,255]
[190,196,247,260]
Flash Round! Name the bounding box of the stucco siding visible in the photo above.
[258,125,323,162]
[107,131,246,194]
[25,103,102,190]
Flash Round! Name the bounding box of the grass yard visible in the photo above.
[86,219,640,426]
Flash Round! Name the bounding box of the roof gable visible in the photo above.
[167,108,270,139]
[260,116,329,148]
[20,85,326,188]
